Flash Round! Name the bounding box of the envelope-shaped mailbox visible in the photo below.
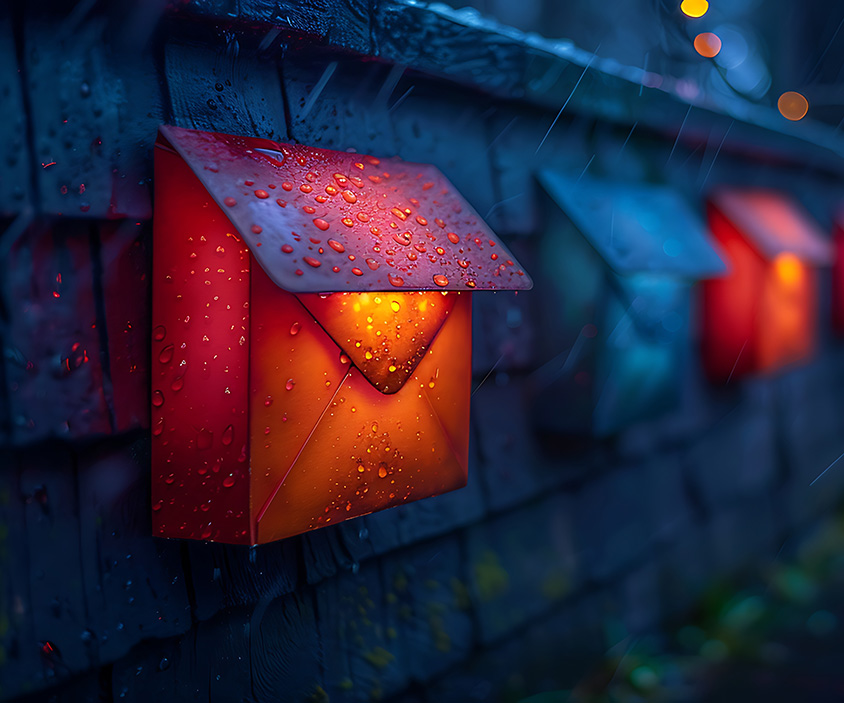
[152,126,531,544]
[702,189,831,381]
[535,173,725,436]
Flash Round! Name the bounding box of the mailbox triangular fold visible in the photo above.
[157,125,532,293]
[296,291,457,394]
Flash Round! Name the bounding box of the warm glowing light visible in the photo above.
[778,91,809,121]
[680,0,708,18]
[773,253,803,287]
[694,32,721,58]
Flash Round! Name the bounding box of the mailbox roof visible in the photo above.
[539,171,727,278]
[710,188,832,265]
[158,125,532,293]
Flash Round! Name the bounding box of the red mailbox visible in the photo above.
[702,189,831,381]
[151,126,531,544]
[832,208,844,332]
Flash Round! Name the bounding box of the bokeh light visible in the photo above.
[694,32,722,58]
[778,91,809,121]
[680,0,709,18]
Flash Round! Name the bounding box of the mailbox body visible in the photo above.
[536,173,724,436]
[702,191,830,382]
[151,126,530,544]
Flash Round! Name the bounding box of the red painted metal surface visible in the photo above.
[157,125,532,293]
[151,127,522,544]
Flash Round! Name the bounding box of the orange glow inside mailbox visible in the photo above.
[151,126,531,544]
[702,190,831,381]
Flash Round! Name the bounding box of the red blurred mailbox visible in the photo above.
[151,126,531,544]
[702,189,831,381]
[832,209,844,332]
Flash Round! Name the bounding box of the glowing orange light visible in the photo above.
[778,91,809,121]
[694,32,721,58]
[680,0,708,18]
[773,252,802,287]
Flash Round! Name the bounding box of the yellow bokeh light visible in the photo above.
[694,32,721,58]
[774,253,803,287]
[680,0,709,18]
[778,91,809,121]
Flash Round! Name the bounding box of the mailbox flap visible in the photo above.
[539,171,726,278]
[710,188,832,265]
[156,125,532,293]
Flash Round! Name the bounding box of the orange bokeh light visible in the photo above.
[778,91,809,121]
[694,32,721,58]
[680,0,709,18]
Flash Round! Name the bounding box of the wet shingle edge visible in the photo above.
[173,0,844,173]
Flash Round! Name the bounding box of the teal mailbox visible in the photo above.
[534,173,726,436]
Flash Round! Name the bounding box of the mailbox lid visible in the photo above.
[539,171,726,278]
[157,125,532,293]
[710,188,832,265]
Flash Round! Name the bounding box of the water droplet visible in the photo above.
[351,267,364,276]
[223,197,237,207]
[152,417,164,436]
[286,379,295,391]
[197,428,213,450]
[339,353,350,365]
[447,232,460,244]
[378,464,388,478]
[458,260,469,269]
[313,218,330,231]
[158,344,174,364]
[390,300,401,312]
[392,231,411,246]
[251,225,263,234]
[152,390,164,407]
[223,474,236,488]
[254,189,269,199]
[153,325,167,341]
[300,184,313,193]
[328,239,345,253]
[389,274,404,287]
[264,395,273,407]
[433,274,449,287]
[416,216,428,226]
[303,205,316,214]
[303,256,321,268]
[290,321,301,336]
[342,190,357,204]
[221,424,234,446]
[171,375,185,392]
[281,244,294,253]
[365,258,379,270]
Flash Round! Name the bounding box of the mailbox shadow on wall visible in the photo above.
[151,126,531,545]
[703,190,832,382]
[534,173,725,437]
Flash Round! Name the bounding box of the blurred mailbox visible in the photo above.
[535,173,725,436]
[703,190,831,381]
